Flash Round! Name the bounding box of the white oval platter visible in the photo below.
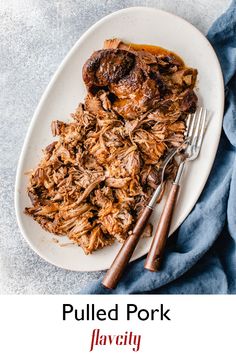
[15,7,224,271]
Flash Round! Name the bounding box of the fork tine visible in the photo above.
[185,113,192,137]
[192,107,203,144]
[196,108,207,151]
[188,107,207,160]
[187,110,198,142]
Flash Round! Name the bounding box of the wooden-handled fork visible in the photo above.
[102,144,186,289]
[144,108,207,272]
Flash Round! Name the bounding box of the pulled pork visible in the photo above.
[25,39,198,254]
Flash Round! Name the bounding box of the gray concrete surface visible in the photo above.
[0,0,231,294]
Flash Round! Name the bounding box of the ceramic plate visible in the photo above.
[15,7,224,271]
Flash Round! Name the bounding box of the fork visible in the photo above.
[144,107,207,272]
[102,142,186,289]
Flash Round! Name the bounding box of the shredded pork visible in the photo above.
[25,39,198,254]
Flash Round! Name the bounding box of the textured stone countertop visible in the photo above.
[0,0,230,294]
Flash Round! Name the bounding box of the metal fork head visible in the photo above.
[184,107,207,161]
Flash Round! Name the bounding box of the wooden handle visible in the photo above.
[144,183,180,272]
[102,206,153,289]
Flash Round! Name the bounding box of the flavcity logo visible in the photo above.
[89,329,141,352]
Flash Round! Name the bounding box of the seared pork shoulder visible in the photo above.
[25,39,198,254]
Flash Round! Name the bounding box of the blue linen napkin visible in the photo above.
[82,0,236,294]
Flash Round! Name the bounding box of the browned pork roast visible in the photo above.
[25,39,198,254]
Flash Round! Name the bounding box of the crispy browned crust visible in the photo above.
[82,49,135,89]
